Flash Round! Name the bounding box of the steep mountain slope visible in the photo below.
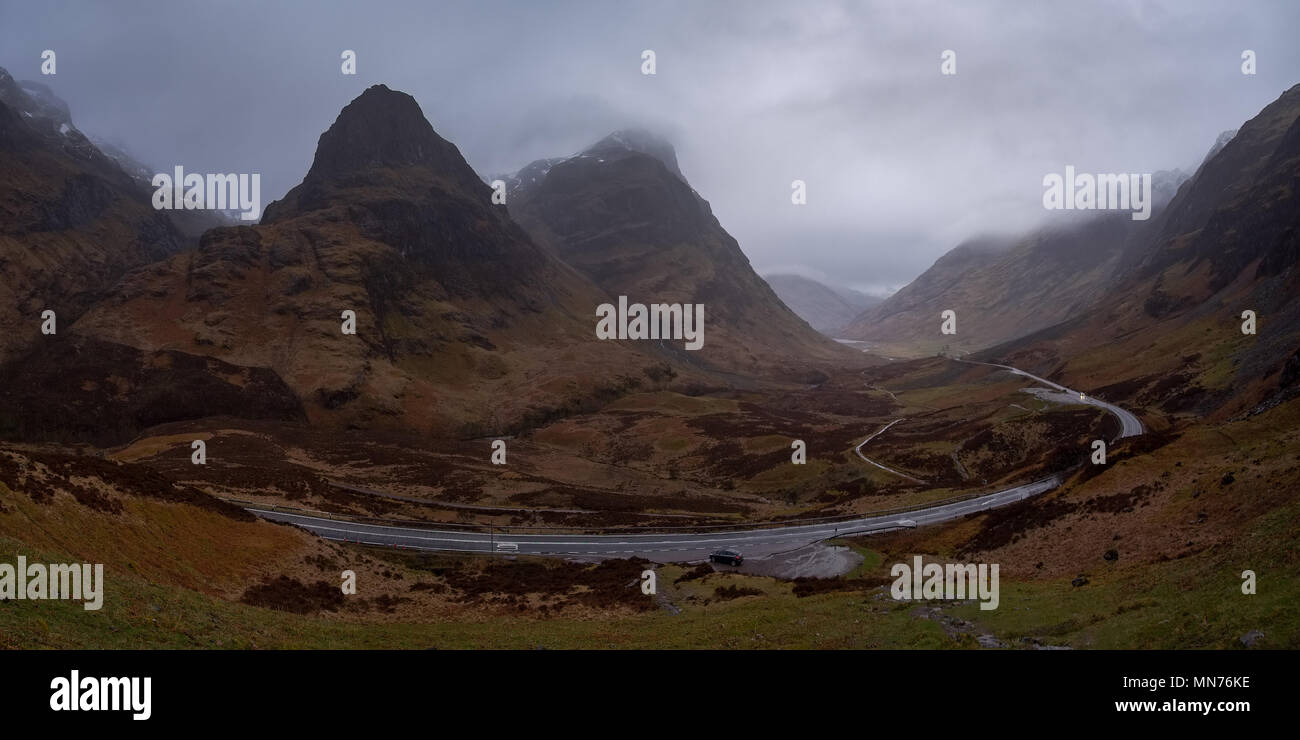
[19,79,238,240]
[830,283,879,311]
[763,273,880,335]
[86,134,235,241]
[508,130,858,377]
[4,85,664,443]
[0,67,183,364]
[842,168,1188,357]
[986,84,1300,424]
[839,234,1015,354]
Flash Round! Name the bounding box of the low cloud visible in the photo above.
[4,0,1297,289]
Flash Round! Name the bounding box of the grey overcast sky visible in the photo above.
[3,0,1298,295]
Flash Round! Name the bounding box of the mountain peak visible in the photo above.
[503,128,684,200]
[582,128,683,179]
[303,84,473,184]
[264,84,488,223]
[16,79,72,126]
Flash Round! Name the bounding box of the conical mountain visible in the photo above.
[509,130,857,378]
[11,86,659,442]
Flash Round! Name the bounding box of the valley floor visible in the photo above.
[2,356,1296,648]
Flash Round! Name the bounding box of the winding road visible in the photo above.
[247,358,1143,562]
[250,476,1058,561]
[956,359,1145,438]
[854,419,926,483]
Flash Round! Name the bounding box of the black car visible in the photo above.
[708,549,743,566]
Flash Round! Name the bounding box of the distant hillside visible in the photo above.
[762,273,880,335]
[985,83,1300,424]
[841,166,1189,357]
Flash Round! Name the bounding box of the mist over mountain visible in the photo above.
[841,164,1194,356]
[0,65,183,365]
[508,129,857,377]
[984,84,1300,420]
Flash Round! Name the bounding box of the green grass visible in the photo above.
[944,498,1300,649]
[4,496,1295,649]
[0,536,949,649]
